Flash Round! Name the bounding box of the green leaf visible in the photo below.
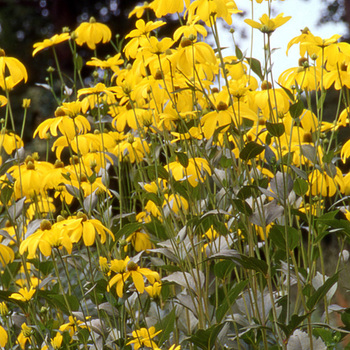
[233,255,268,275]
[239,141,265,160]
[287,227,299,251]
[157,308,176,346]
[277,313,310,338]
[114,222,143,241]
[216,280,248,322]
[187,323,226,350]
[293,178,309,196]
[317,91,327,110]
[246,57,263,80]
[213,260,235,279]
[289,99,304,119]
[146,165,169,181]
[269,225,286,251]
[276,82,295,102]
[290,165,308,180]
[235,45,243,60]
[266,121,285,137]
[232,198,252,215]
[76,55,84,72]
[175,151,189,168]
[306,272,339,310]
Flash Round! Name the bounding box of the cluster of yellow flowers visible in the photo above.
[0,0,350,348]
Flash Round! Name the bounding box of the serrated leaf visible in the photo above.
[289,99,304,119]
[216,280,248,322]
[239,141,265,160]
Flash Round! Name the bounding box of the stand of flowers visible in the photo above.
[1,0,350,349]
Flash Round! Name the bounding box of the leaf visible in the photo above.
[216,280,248,322]
[300,144,317,163]
[146,165,169,181]
[293,178,309,196]
[317,91,327,110]
[290,165,308,180]
[235,45,243,60]
[276,82,295,102]
[232,255,268,275]
[266,121,285,137]
[114,222,142,241]
[306,272,339,310]
[157,308,176,346]
[187,323,226,350]
[246,57,263,80]
[277,314,310,339]
[8,197,26,221]
[232,198,252,215]
[270,171,293,202]
[175,151,189,168]
[213,260,235,279]
[239,141,265,160]
[289,99,304,119]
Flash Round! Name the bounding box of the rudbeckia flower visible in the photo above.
[0,49,28,89]
[308,167,344,197]
[65,213,114,247]
[59,316,89,338]
[244,13,291,34]
[150,0,190,18]
[166,157,212,187]
[145,281,162,298]
[16,323,33,349]
[0,244,14,266]
[0,129,23,154]
[75,17,112,50]
[108,256,160,297]
[0,325,7,347]
[126,231,154,252]
[9,287,36,302]
[127,326,161,350]
[173,15,207,41]
[19,219,73,258]
[128,2,152,18]
[86,53,124,73]
[32,32,70,56]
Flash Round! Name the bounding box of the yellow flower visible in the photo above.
[173,15,208,41]
[33,106,91,140]
[127,326,161,350]
[0,302,9,316]
[166,157,212,187]
[0,94,7,106]
[19,219,73,258]
[108,256,160,297]
[145,281,162,298]
[244,13,291,34]
[17,323,33,349]
[75,17,112,50]
[150,0,190,18]
[32,32,70,56]
[0,129,23,154]
[129,2,152,18]
[308,167,344,197]
[65,213,114,247]
[86,53,124,73]
[188,0,241,25]
[126,231,154,252]
[0,243,15,266]
[0,325,8,347]
[0,49,28,89]
[126,19,166,39]
[9,287,36,302]
[41,332,63,350]
[59,316,89,338]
